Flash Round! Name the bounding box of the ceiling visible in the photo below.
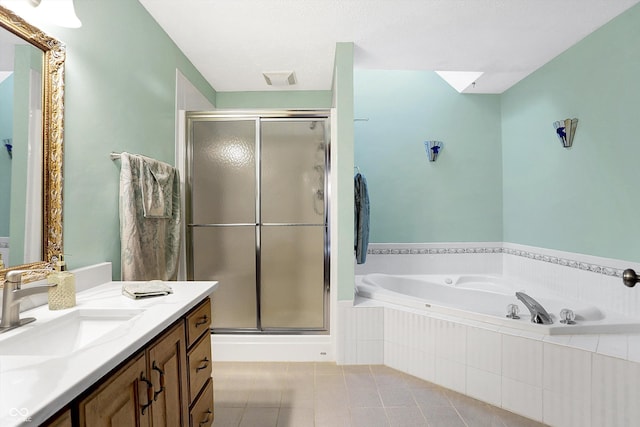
[139,0,640,94]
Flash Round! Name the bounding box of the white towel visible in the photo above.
[119,152,181,281]
[140,156,176,218]
[122,281,173,299]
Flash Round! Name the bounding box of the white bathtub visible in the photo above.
[356,273,640,335]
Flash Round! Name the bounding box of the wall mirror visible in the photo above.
[0,5,64,281]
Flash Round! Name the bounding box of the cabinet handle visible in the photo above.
[139,372,154,415]
[198,409,212,426]
[195,315,209,327]
[196,357,210,372]
[152,361,165,401]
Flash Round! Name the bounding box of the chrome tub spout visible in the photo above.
[515,292,553,325]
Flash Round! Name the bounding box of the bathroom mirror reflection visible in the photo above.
[0,6,64,279]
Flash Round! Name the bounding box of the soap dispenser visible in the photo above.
[48,255,76,310]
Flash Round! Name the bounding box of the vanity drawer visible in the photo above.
[188,332,212,404]
[186,298,211,347]
[190,378,213,427]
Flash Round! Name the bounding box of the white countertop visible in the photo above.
[0,278,218,426]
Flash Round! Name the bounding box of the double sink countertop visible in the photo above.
[0,263,217,426]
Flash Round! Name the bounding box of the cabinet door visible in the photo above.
[190,378,213,427]
[42,409,72,427]
[79,353,150,427]
[148,322,188,427]
[187,332,212,404]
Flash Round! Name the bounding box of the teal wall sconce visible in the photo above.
[424,140,444,162]
[3,138,11,159]
[553,118,578,148]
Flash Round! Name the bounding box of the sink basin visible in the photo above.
[0,308,145,356]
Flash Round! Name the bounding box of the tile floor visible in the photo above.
[212,362,548,427]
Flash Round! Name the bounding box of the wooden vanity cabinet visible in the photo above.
[78,353,149,427]
[62,297,212,427]
[147,322,189,426]
[42,409,72,427]
[186,298,213,426]
[78,322,188,427]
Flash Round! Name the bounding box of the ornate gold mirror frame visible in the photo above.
[0,6,64,281]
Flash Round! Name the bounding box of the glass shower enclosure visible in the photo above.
[186,111,330,334]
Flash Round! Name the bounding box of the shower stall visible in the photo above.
[185,111,330,334]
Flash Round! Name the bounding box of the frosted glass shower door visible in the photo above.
[260,120,327,330]
[189,119,258,330]
[187,113,329,333]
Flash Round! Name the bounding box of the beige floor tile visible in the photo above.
[287,362,316,374]
[350,407,390,427]
[215,389,250,408]
[452,397,507,427]
[385,406,428,426]
[316,373,346,389]
[212,407,243,427]
[315,362,343,375]
[345,372,376,388]
[280,387,315,408]
[495,410,548,427]
[373,371,410,387]
[378,386,417,407]
[213,362,547,427]
[421,406,467,427]
[246,389,282,407]
[411,386,453,409]
[348,386,384,407]
[343,365,372,373]
[316,404,350,421]
[315,414,353,427]
[238,407,279,427]
[276,407,315,427]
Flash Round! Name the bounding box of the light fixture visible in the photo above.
[0,0,81,28]
[553,118,578,148]
[35,0,81,28]
[424,140,444,162]
[262,71,296,86]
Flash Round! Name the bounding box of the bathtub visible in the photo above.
[356,273,640,335]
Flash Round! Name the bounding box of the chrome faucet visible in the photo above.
[1,270,55,333]
[515,292,553,325]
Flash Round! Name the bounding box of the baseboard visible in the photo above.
[211,334,335,362]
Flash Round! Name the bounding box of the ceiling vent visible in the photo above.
[262,71,296,86]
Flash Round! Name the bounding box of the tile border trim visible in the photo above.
[367,245,624,278]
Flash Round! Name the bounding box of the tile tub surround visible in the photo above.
[346,243,640,425]
[338,302,640,426]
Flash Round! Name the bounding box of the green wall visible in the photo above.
[354,4,640,266]
[38,0,216,276]
[354,70,503,243]
[27,0,637,288]
[216,90,331,108]
[501,3,640,262]
[0,74,12,237]
[333,43,355,301]
[8,44,42,266]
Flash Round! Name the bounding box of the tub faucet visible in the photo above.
[515,292,553,325]
[1,269,55,333]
